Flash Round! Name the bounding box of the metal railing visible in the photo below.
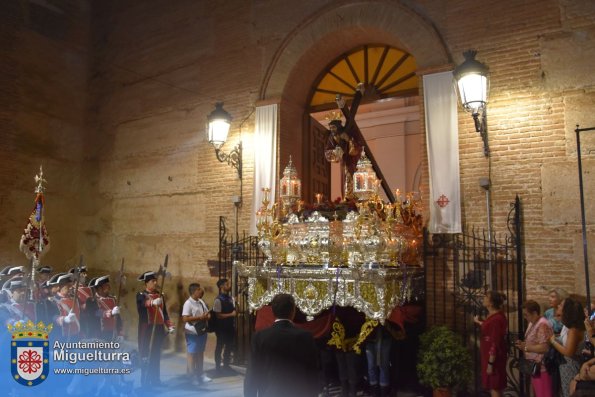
[423,196,525,396]
[218,216,266,365]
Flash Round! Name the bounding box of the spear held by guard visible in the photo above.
[136,254,175,388]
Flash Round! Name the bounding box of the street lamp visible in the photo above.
[207,102,242,179]
[454,50,489,156]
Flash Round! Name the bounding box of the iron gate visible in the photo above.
[218,216,266,365]
[423,196,526,396]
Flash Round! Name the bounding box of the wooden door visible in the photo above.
[303,116,330,204]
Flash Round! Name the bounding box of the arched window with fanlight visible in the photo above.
[304,44,422,203]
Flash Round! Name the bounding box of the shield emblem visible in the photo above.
[11,340,49,386]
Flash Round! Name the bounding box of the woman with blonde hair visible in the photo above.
[545,288,568,334]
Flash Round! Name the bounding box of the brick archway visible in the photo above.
[259,0,451,179]
[260,1,450,101]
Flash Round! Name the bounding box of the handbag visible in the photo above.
[194,300,213,335]
[194,319,207,335]
[544,345,565,374]
[519,357,541,376]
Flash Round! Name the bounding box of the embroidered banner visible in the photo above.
[423,71,462,233]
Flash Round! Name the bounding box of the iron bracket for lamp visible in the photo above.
[472,110,489,157]
[214,141,242,180]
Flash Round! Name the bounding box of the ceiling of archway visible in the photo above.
[310,45,418,109]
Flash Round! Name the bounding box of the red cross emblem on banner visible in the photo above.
[436,194,450,208]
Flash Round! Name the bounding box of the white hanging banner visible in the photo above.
[250,104,278,236]
[423,71,462,233]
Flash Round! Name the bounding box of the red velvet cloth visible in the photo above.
[255,304,424,339]
[388,304,424,329]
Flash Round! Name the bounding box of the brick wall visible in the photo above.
[0,0,90,268]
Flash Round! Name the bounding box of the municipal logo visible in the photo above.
[8,320,53,386]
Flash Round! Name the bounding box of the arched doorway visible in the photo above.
[306,44,421,203]
[258,1,450,205]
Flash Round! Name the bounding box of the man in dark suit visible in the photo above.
[244,293,318,397]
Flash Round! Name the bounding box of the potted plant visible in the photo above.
[417,325,473,397]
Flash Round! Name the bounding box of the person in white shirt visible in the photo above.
[182,283,212,385]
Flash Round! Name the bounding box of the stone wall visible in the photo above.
[1,0,595,344]
[0,0,91,268]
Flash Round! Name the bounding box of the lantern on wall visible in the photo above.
[279,156,301,208]
[207,102,232,148]
[453,50,490,156]
[353,148,378,201]
[206,102,242,180]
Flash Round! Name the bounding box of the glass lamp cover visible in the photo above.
[457,74,487,113]
[208,120,230,148]
[353,148,377,201]
[280,156,301,205]
[453,50,489,114]
[207,102,232,148]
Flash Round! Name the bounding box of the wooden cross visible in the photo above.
[329,84,395,203]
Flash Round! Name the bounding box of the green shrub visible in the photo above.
[417,326,473,390]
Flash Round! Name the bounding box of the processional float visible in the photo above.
[237,87,425,325]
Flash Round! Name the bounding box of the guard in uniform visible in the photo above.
[52,273,81,340]
[35,277,59,324]
[136,271,175,387]
[48,272,65,297]
[0,277,34,325]
[0,265,25,278]
[10,277,36,321]
[34,265,53,301]
[88,275,123,342]
[0,266,25,304]
[70,266,93,337]
[69,266,92,308]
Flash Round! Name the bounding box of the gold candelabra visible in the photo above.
[255,187,422,268]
